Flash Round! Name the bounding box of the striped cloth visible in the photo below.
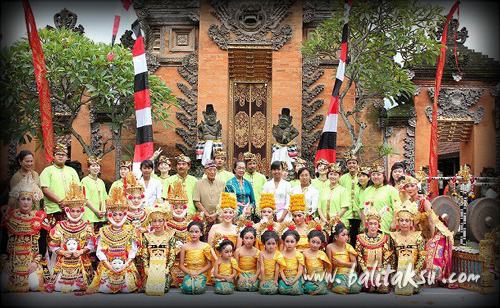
[110,0,132,46]
[315,0,352,164]
[131,20,153,174]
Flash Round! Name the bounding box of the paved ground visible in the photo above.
[2,282,499,308]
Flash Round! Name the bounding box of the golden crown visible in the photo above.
[289,194,306,213]
[119,160,132,169]
[54,143,68,154]
[456,164,472,183]
[395,200,418,220]
[294,157,307,166]
[147,200,169,220]
[158,156,171,165]
[358,165,371,175]
[243,152,256,161]
[281,161,289,170]
[259,193,276,210]
[327,163,342,174]
[87,155,102,166]
[363,204,390,222]
[219,192,237,210]
[316,158,329,166]
[343,152,358,162]
[399,175,419,186]
[106,187,128,212]
[63,183,87,208]
[306,218,327,233]
[176,154,191,164]
[124,171,144,195]
[9,175,43,204]
[168,180,188,205]
[414,166,427,183]
[371,164,385,174]
[213,149,227,158]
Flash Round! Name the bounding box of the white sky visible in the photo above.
[1,0,498,61]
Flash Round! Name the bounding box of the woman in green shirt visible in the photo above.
[318,163,349,227]
[109,160,132,191]
[81,156,107,225]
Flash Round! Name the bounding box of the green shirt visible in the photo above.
[202,169,234,183]
[361,185,401,234]
[339,172,359,219]
[319,185,349,226]
[81,176,108,223]
[290,179,300,187]
[311,178,330,202]
[243,171,267,207]
[40,165,80,214]
[109,179,124,191]
[161,174,198,214]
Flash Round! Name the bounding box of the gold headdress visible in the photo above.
[289,194,306,213]
[124,171,144,195]
[414,166,427,183]
[363,203,390,222]
[63,183,86,208]
[358,165,371,175]
[343,152,358,162]
[316,158,329,166]
[456,164,472,183]
[176,154,191,164]
[259,193,276,211]
[147,200,169,221]
[243,152,256,161]
[306,218,328,233]
[294,157,307,166]
[371,164,385,174]
[219,192,237,210]
[87,155,102,166]
[119,160,132,169]
[394,200,418,220]
[158,156,171,165]
[327,163,342,174]
[281,161,289,170]
[9,175,43,205]
[213,149,226,158]
[106,187,128,212]
[168,180,188,205]
[399,175,419,186]
[53,143,68,154]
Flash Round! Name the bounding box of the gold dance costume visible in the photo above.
[330,243,362,294]
[214,258,240,294]
[303,251,331,295]
[259,251,286,295]
[235,249,260,291]
[355,232,392,293]
[390,231,425,296]
[141,230,176,295]
[278,251,305,295]
[180,243,213,294]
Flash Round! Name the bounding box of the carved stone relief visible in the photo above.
[89,105,103,157]
[46,8,85,35]
[208,0,296,50]
[490,85,500,173]
[425,88,485,123]
[302,57,325,167]
[403,107,417,174]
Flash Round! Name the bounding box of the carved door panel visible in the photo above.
[231,83,270,175]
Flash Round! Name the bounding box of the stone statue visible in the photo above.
[271,108,299,170]
[196,104,223,166]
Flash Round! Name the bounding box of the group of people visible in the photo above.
[1,143,456,297]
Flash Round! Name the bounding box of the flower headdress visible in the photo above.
[176,154,191,164]
[147,200,169,221]
[343,152,358,163]
[120,160,132,170]
[327,163,342,174]
[259,193,276,211]
[399,175,419,186]
[315,158,329,167]
[371,164,385,174]
[219,192,237,210]
[363,203,390,222]
[289,194,306,213]
[358,165,371,176]
[9,175,43,205]
[87,155,102,166]
[158,156,171,165]
[394,200,418,220]
[63,183,87,209]
[293,157,307,167]
[53,143,68,154]
[124,171,145,196]
[213,149,226,158]
[243,152,256,162]
[306,218,327,233]
[106,187,128,212]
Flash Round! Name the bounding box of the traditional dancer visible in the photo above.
[258,229,286,295]
[213,239,240,294]
[302,228,331,295]
[124,172,148,234]
[281,194,310,252]
[47,183,95,293]
[141,201,176,295]
[234,225,260,291]
[278,228,305,295]
[254,193,280,251]
[1,176,49,293]
[208,192,240,259]
[86,187,141,294]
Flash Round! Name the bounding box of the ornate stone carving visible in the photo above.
[425,88,485,123]
[175,53,198,165]
[273,108,299,145]
[120,30,135,50]
[302,0,315,23]
[145,51,160,74]
[46,8,85,35]
[413,86,421,96]
[7,139,17,181]
[434,19,468,45]
[89,105,103,157]
[208,0,296,50]
[491,85,500,173]
[403,107,417,174]
[302,57,325,166]
[198,104,222,141]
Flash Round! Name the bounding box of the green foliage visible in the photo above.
[302,0,445,154]
[0,27,177,157]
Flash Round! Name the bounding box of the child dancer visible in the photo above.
[302,228,331,295]
[258,228,286,295]
[213,239,240,294]
[179,219,213,294]
[234,224,260,291]
[326,221,361,294]
[278,228,304,295]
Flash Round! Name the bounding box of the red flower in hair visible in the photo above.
[81,207,85,212]
[246,222,253,227]
[223,236,228,240]
[267,226,274,231]
[123,211,127,216]
[155,205,159,208]
[193,216,201,222]
[315,225,322,231]
[288,225,296,231]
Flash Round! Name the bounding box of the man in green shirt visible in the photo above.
[339,152,361,246]
[243,152,267,208]
[162,154,198,214]
[40,143,80,226]
[202,149,234,183]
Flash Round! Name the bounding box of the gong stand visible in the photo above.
[427,176,497,246]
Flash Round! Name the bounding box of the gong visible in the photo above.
[431,195,460,234]
[466,197,500,242]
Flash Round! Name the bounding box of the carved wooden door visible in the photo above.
[230,83,270,175]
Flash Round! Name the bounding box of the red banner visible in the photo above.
[23,0,54,164]
[429,1,460,198]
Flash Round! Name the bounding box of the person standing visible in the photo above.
[40,143,80,227]
[243,152,267,208]
[109,160,132,191]
[226,160,256,219]
[139,160,163,208]
[262,161,291,223]
[212,150,234,183]
[8,150,40,208]
[339,153,361,246]
[81,156,107,226]
[161,154,198,214]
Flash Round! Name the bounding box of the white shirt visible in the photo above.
[290,184,319,217]
[139,176,163,208]
[262,179,291,221]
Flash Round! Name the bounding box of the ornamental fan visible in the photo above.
[259,193,276,210]
[289,194,306,213]
[125,171,144,195]
[63,183,86,208]
[106,187,128,211]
